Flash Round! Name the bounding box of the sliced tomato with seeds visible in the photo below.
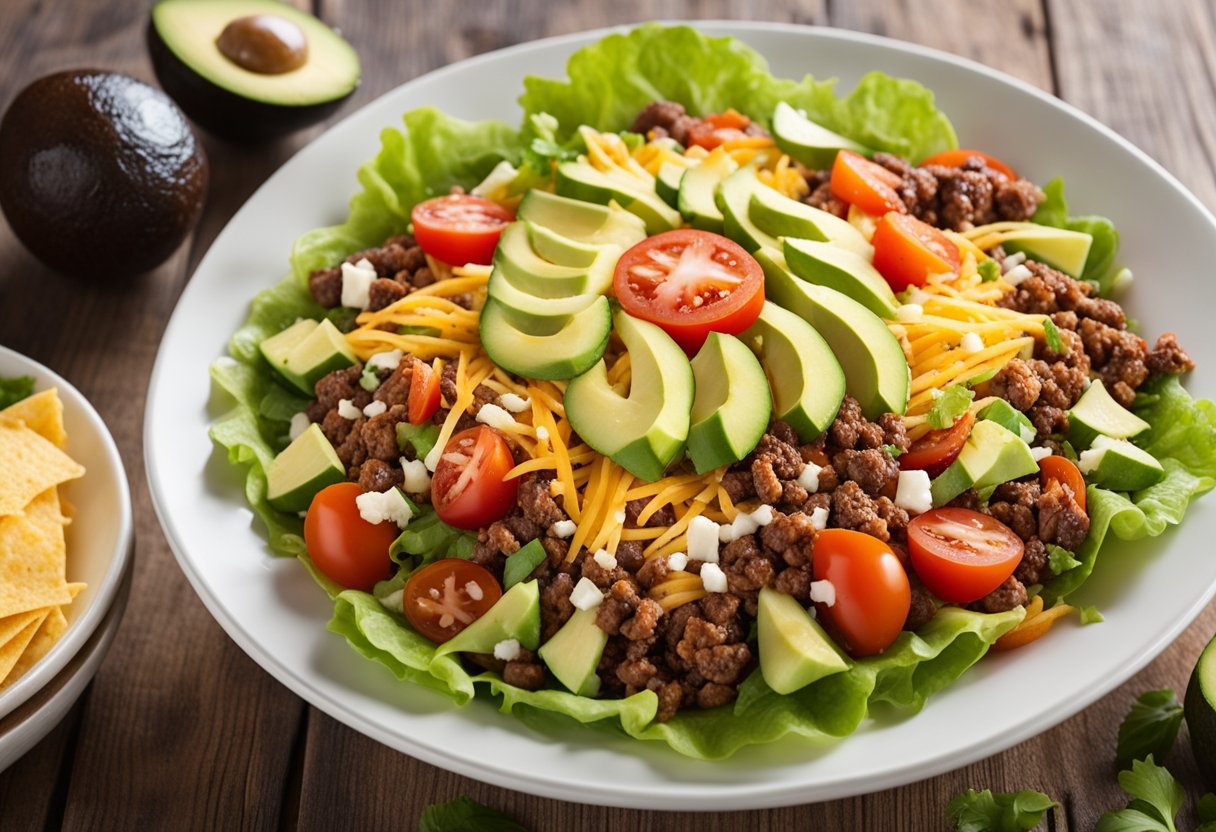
[899,411,976,477]
[430,426,518,530]
[407,358,441,425]
[871,212,962,292]
[1039,455,1086,512]
[829,149,906,216]
[411,194,514,266]
[403,559,503,643]
[612,229,764,354]
[907,508,1024,604]
[920,148,1018,180]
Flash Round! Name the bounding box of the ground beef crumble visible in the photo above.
[307,233,436,312]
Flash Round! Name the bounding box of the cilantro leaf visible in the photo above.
[0,375,35,410]
[503,539,547,589]
[1079,605,1104,624]
[947,788,1054,831]
[927,384,975,429]
[882,443,905,458]
[978,258,1001,282]
[418,796,528,832]
[1116,691,1183,770]
[1043,317,1065,355]
[1096,756,1183,832]
[1046,544,1081,574]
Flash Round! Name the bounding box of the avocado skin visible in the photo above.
[147,20,353,143]
[0,69,208,280]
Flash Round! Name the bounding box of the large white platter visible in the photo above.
[145,22,1216,809]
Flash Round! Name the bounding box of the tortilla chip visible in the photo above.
[0,422,84,517]
[2,606,68,687]
[0,389,67,447]
[0,608,48,649]
[0,489,73,618]
[0,610,49,684]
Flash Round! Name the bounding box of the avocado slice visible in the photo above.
[997,224,1093,278]
[1066,379,1150,449]
[260,317,357,395]
[977,399,1037,445]
[931,420,1040,507]
[783,237,899,319]
[565,310,694,482]
[538,608,608,697]
[485,269,600,335]
[771,102,871,169]
[493,222,615,299]
[757,586,850,695]
[479,296,612,381]
[758,248,909,419]
[1186,632,1216,789]
[677,150,738,232]
[433,580,541,657]
[655,161,691,208]
[265,422,346,513]
[555,159,681,235]
[526,222,603,268]
[716,166,782,252]
[515,190,647,251]
[147,0,360,142]
[747,182,873,260]
[688,332,772,474]
[741,301,846,442]
[1077,436,1165,492]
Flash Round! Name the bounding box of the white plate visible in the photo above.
[145,23,1216,809]
[0,346,134,723]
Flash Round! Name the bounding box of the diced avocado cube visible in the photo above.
[757,586,850,695]
[266,423,346,513]
[931,420,1039,507]
[260,317,358,395]
[1077,436,1165,492]
[1067,379,1150,448]
[999,224,1093,278]
[978,399,1037,444]
[538,607,608,697]
[433,579,541,657]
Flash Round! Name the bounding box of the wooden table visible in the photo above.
[2,0,1214,827]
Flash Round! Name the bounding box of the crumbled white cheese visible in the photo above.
[493,638,521,662]
[288,412,310,441]
[498,392,531,413]
[340,258,377,309]
[809,506,829,531]
[337,398,362,420]
[471,160,519,198]
[551,519,577,538]
[476,403,517,431]
[366,349,403,372]
[1004,263,1033,286]
[960,332,984,354]
[718,523,736,544]
[570,577,604,611]
[700,562,727,593]
[930,387,944,399]
[214,355,238,369]
[1020,424,1038,445]
[593,549,618,570]
[363,400,387,418]
[423,443,443,473]
[905,286,931,305]
[895,303,924,322]
[1111,267,1134,295]
[400,458,432,494]
[797,461,822,493]
[687,515,721,563]
[894,469,933,515]
[809,579,836,607]
[1002,251,1027,271]
[1031,446,1054,462]
[355,488,413,528]
[730,511,759,540]
[750,504,775,527]
[535,426,550,443]
[378,589,404,612]
[1078,435,1116,474]
[613,510,626,524]
[668,552,689,572]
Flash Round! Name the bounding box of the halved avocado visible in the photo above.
[148,0,360,142]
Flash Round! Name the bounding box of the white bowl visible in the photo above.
[0,346,134,727]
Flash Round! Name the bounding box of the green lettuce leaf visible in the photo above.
[519,23,956,161]
[0,375,35,409]
[1033,177,1121,292]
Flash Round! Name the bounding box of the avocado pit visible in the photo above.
[216,14,308,75]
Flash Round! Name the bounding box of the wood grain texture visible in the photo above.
[0,0,1214,828]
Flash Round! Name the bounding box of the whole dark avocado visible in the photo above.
[147,0,361,143]
[0,70,208,280]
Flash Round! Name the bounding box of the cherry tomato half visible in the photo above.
[407,358,441,425]
[812,529,911,658]
[1040,455,1086,513]
[899,411,976,478]
[907,508,1024,604]
[303,482,398,591]
[403,558,503,643]
[612,229,765,355]
[829,150,906,216]
[686,109,752,150]
[431,426,519,530]
[920,148,1018,180]
[411,194,514,266]
[872,212,962,293]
